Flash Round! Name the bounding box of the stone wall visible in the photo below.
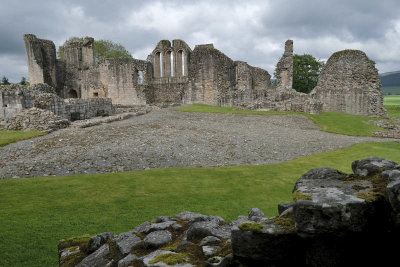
[312,50,386,117]
[86,58,152,105]
[185,44,237,106]
[24,34,386,116]
[23,34,58,88]
[0,84,114,127]
[58,157,400,266]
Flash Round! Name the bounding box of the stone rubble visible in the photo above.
[59,157,400,266]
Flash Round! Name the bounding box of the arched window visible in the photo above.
[182,51,185,76]
[137,70,143,84]
[171,51,174,77]
[154,52,162,77]
[165,50,173,77]
[176,50,185,77]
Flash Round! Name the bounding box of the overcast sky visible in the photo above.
[1,0,399,82]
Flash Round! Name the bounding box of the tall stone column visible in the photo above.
[275,40,293,89]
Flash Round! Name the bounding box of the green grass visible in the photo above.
[177,104,384,137]
[382,86,400,95]
[0,130,46,146]
[1,141,400,266]
[384,95,400,117]
[176,103,295,115]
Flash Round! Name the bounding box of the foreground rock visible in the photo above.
[59,157,400,266]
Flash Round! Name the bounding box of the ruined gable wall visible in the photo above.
[148,40,191,103]
[185,44,236,106]
[312,50,386,117]
[234,62,272,105]
[92,58,151,105]
[23,34,57,88]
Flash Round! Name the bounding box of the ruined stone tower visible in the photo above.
[312,50,386,117]
[23,34,58,88]
[275,40,293,89]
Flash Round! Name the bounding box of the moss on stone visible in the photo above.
[58,235,91,251]
[238,222,263,233]
[342,173,388,202]
[356,191,378,202]
[216,238,232,257]
[293,190,312,201]
[161,237,181,251]
[272,215,296,232]
[149,253,186,265]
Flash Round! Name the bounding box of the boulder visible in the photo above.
[231,217,302,265]
[143,230,172,248]
[141,250,193,267]
[248,208,265,218]
[118,253,141,267]
[113,232,141,255]
[76,244,113,267]
[199,236,221,246]
[87,232,113,253]
[351,157,398,177]
[278,202,293,215]
[186,221,230,241]
[292,166,389,236]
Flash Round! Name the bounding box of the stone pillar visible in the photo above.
[275,40,293,89]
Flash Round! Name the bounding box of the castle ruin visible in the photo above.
[18,34,387,120]
[23,34,324,114]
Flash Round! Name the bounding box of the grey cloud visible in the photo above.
[0,0,399,82]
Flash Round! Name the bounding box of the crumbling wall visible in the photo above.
[185,44,236,106]
[312,50,386,117]
[275,40,293,89]
[23,34,58,88]
[90,58,152,105]
[0,84,114,126]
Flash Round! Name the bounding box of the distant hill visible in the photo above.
[379,71,400,95]
[380,71,400,87]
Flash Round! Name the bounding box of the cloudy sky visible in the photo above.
[1,0,400,82]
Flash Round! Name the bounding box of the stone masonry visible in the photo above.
[0,84,114,123]
[311,49,386,117]
[24,34,323,114]
[24,34,387,116]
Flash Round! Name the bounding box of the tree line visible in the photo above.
[0,76,28,86]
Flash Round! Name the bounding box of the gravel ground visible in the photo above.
[0,109,392,179]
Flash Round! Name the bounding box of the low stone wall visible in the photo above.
[0,84,115,130]
[58,157,400,266]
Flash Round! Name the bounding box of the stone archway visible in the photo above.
[67,90,78,98]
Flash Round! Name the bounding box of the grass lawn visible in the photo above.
[177,104,384,137]
[1,141,400,266]
[0,130,46,146]
[384,95,400,117]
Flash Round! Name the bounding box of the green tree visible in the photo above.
[20,77,27,85]
[292,54,324,93]
[1,76,10,85]
[57,37,132,62]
